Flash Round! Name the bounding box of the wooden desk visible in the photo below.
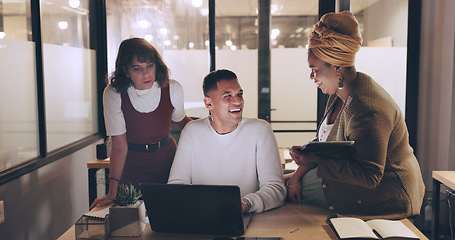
[58,203,427,240]
[432,171,455,240]
[87,158,110,206]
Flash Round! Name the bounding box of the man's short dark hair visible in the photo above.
[203,69,237,96]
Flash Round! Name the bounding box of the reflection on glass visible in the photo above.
[353,0,408,113]
[215,0,258,118]
[270,0,319,147]
[41,0,90,48]
[41,0,97,151]
[269,0,409,147]
[270,0,318,49]
[102,0,410,148]
[106,0,209,119]
[0,0,38,171]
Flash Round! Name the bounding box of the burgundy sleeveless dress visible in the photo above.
[120,85,177,189]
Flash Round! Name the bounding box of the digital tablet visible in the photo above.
[299,141,355,154]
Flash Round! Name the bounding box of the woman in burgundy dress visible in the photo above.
[90,37,191,209]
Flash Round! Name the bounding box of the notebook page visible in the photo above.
[366,219,419,239]
[83,207,109,220]
[330,217,378,239]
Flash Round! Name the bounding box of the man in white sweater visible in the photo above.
[168,69,286,213]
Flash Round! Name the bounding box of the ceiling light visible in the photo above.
[145,34,153,42]
[189,42,195,48]
[304,27,312,34]
[138,20,149,29]
[164,40,171,46]
[192,0,203,8]
[271,29,280,40]
[58,21,69,30]
[271,4,282,15]
[271,29,280,36]
[68,0,80,8]
[226,40,233,46]
[200,8,209,16]
[160,28,168,35]
[0,32,5,39]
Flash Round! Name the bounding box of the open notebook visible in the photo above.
[83,207,109,220]
[329,217,419,239]
[140,183,251,236]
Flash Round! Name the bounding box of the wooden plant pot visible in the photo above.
[109,200,147,237]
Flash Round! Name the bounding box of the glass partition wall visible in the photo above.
[215,0,259,119]
[0,0,38,170]
[0,0,99,177]
[0,0,414,183]
[106,0,210,119]
[105,0,410,150]
[352,0,408,114]
[40,0,98,151]
[270,0,320,147]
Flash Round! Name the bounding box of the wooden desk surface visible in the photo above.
[433,171,455,190]
[58,203,427,240]
[87,158,110,169]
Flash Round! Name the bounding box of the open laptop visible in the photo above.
[140,183,252,236]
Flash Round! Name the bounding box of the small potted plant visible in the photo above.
[108,184,147,237]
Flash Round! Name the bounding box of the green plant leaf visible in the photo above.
[111,184,142,206]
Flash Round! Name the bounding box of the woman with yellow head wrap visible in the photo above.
[308,11,362,67]
[287,11,425,220]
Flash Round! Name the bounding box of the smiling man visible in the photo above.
[168,69,286,214]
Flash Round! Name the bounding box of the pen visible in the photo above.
[372,229,381,238]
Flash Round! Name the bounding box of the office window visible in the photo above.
[215,0,259,119]
[103,0,413,151]
[0,0,103,184]
[0,0,39,171]
[270,0,410,147]
[40,0,98,151]
[352,0,408,114]
[162,0,210,119]
[270,0,319,147]
[106,0,210,119]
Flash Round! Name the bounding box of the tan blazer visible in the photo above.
[317,72,425,220]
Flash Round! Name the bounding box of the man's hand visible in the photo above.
[241,197,252,213]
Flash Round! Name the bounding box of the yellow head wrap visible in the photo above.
[308,11,363,67]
